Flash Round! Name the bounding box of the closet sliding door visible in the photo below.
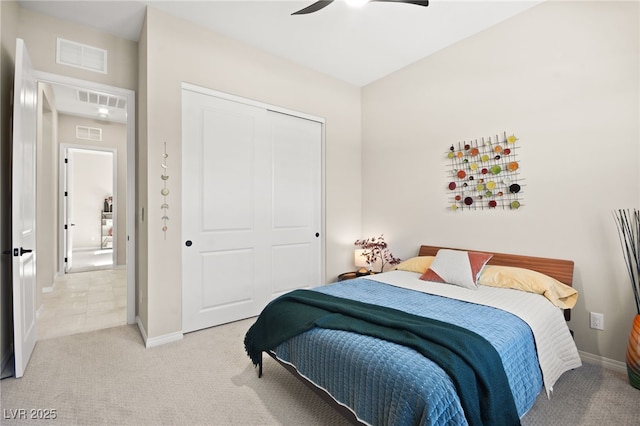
[182,86,323,333]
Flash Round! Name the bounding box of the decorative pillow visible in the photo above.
[394,256,435,274]
[478,265,578,309]
[419,249,493,290]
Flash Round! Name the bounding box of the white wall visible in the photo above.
[69,149,113,250]
[361,0,639,363]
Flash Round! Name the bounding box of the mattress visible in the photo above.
[271,272,581,425]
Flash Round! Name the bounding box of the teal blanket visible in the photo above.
[244,289,520,426]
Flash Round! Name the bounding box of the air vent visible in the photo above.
[57,38,107,74]
[76,126,102,142]
[77,89,126,110]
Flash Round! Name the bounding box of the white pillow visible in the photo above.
[419,249,493,290]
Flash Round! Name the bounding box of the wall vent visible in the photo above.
[77,89,127,110]
[57,38,107,74]
[76,126,103,142]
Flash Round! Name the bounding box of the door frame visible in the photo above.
[60,145,117,272]
[35,71,136,325]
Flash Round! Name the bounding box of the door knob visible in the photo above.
[185,240,193,247]
[14,247,33,256]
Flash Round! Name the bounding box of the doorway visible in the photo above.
[62,146,116,274]
[34,71,136,328]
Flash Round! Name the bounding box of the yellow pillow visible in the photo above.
[394,256,435,274]
[478,265,578,309]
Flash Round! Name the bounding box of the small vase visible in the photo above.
[627,314,640,390]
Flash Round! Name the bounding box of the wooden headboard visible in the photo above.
[418,245,575,320]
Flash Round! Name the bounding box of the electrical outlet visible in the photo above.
[590,312,604,330]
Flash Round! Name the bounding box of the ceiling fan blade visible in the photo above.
[292,0,335,15]
[370,0,429,7]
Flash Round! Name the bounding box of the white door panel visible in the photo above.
[201,108,255,231]
[12,39,38,378]
[268,112,322,297]
[182,90,267,332]
[182,88,322,333]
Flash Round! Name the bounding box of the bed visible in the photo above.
[244,245,582,425]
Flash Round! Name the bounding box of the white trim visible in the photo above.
[137,317,183,348]
[36,303,44,319]
[181,82,325,125]
[579,350,627,373]
[42,281,56,294]
[136,316,148,345]
[34,71,136,327]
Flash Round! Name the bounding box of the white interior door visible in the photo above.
[12,39,38,378]
[62,148,74,272]
[268,111,322,298]
[182,88,323,333]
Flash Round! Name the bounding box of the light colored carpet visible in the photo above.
[1,319,638,425]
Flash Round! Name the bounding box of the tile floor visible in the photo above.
[37,267,127,340]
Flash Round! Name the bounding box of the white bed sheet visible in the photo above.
[367,270,582,396]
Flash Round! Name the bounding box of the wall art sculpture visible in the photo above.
[161,142,170,237]
[446,132,523,211]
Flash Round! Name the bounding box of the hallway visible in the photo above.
[37,268,126,340]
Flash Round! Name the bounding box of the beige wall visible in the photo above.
[17,8,137,91]
[58,115,128,266]
[361,0,639,363]
[0,0,19,371]
[136,15,149,334]
[139,7,362,339]
[35,82,58,306]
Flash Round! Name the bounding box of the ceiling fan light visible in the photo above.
[345,0,369,8]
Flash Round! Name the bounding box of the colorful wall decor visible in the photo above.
[446,132,523,211]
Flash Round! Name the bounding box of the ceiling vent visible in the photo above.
[77,89,127,110]
[57,38,107,74]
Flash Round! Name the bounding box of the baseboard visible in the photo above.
[579,350,627,374]
[42,280,57,294]
[36,303,44,319]
[136,316,148,345]
[136,316,183,348]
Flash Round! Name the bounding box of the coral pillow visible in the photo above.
[420,249,493,290]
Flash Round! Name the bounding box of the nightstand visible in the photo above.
[337,271,375,282]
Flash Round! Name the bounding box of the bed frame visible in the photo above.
[264,244,575,425]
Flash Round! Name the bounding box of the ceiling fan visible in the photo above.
[292,0,429,15]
